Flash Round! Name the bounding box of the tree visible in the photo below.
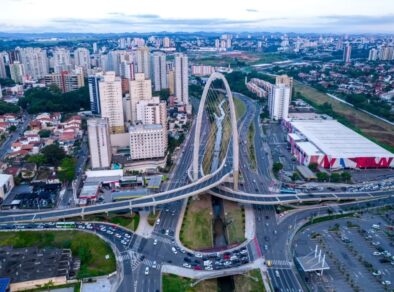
[57,157,76,183]
[38,129,51,138]
[330,173,341,183]
[291,172,300,181]
[308,163,318,172]
[7,125,17,132]
[0,100,20,115]
[316,172,329,182]
[41,144,66,166]
[27,154,47,166]
[341,172,352,183]
[272,162,283,173]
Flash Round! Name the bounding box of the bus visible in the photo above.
[280,188,297,194]
[56,222,76,229]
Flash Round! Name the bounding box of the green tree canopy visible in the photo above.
[272,162,283,173]
[58,157,76,183]
[27,154,47,166]
[41,144,66,166]
[0,100,20,115]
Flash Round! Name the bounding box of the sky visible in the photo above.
[1,0,394,33]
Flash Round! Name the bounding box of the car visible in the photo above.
[184,257,191,263]
[373,252,382,256]
[171,247,178,254]
[193,265,202,270]
[183,263,191,268]
[372,270,381,276]
[145,267,150,275]
[205,266,213,270]
[372,241,380,246]
[264,245,268,251]
[382,280,391,286]
[275,270,280,277]
[165,229,170,236]
[156,219,161,225]
[152,261,157,269]
[195,253,202,258]
[153,239,158,246]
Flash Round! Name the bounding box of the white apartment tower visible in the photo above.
[153,52,168,91]
[74,48,91,70]
[129,73,152,123]
[10,61,25,84]
[17,47,49,80]
[98,72,125,133]
[268,84,291,120]
[135,46,150,78]
[174,53,189,105]
[0,52,7,79]
[129,124,166,160]
[87,118,112,169]
[53,48,71,73]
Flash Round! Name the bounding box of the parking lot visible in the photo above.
[293,212,394,292]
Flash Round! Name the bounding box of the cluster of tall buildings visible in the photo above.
[368,46,394,61]
[246,75,293,120]
[87,71,169,169]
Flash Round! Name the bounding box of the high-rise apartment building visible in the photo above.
[74,48,91,70]
[163,37,170,48]
[167,70,175,96]
[44,71,84,93]
[88,72,103,114]
[135,96,167,126]
[53,48,71,73]
[174,53,189,105]
[16,47,48,80]
[129,73,152,123]
[98,72,124,133]
[268,84,291,120]
[343,44,352,63]
[0,52,7,79]
[275,75,293,99]
[153,52,167,91]
[9,61,25,84]
[129,124,166,160]
[87,118,112,169]
[368,48,378,61]
[120,61,135,80]
[135,47,150,78]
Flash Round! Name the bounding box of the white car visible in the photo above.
[156,219,161,225]
[373,252,381,256]
[382,280,391,286]
[145,267,149,275]
[195,253,202,258]
[171,247,177,254]
[205,266,213,271]
[153,239,158,246]
[183,263,191,268]
[152,261,157,269]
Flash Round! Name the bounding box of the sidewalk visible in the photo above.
[135,211,154,238]
[244,205,255,240]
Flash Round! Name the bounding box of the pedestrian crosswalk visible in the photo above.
[119,250,161,271]
[271,259,292,267]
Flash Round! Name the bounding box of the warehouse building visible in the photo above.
[283,118,394,169]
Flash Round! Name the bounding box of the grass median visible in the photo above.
[248,123,256,169]
[0,230,116,279]
[234,96,247,121]
[223,200,246,245]
[162,274,217,292]
[180,195,214,250]
[233,269,266,292]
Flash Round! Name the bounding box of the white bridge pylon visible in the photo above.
[192,72,239,190]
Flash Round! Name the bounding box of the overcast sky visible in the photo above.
[1,0,394,33]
